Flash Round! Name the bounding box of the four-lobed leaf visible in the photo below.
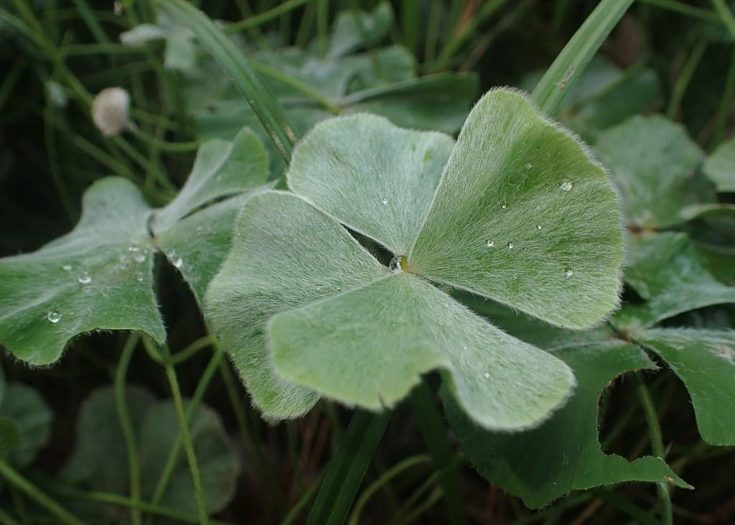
[206,88,625,431]
[0,128,269,364]
[443,342,689,509]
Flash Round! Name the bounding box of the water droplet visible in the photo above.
[128,244,140,252]
[560,179,574,191]
[525,163,533,170]
[78,272,91,285]
[483,372,491,379]
[135,272,144,282]
[506,242,514,250]
[173,257,184,269]
[47,311,61,323]
[134,253,145,263]
[389,255,405,273]
[564,267,574,278]
[62,264,72,271]
[512,275,519,281]
[381,198,388,206]
[485,240,495,248]
[500,201,508,209]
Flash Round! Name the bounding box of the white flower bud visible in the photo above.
[91,87,133,137]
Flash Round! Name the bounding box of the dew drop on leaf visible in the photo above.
[47,311,61,323]
[500,201,508,209]
[560,179,574,191]
[507,242,514,250]
[536,224,543,230]
[135,272,144,282]
[525,163,533,170]
[128,244,140,252]
[173,257,184,269]
[483,372,491,379]
[389,255,405,273]
[564,267,574,278]
[62,264,72,271]
[134,253,145,263]
[381,198,388,206]
[485,240,495,248]
[78,272,91,285]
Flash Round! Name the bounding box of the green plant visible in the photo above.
[1,1,734,524]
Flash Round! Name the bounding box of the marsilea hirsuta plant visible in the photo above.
[205,88,625,430]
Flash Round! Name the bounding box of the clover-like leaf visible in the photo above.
[207,88,624,430]
[614,232,735,329]
[637,328,735,446]
[328,1,393,58]
[63,386,239,521]
[0,128,268,364]
[704,137,735,192]
[443,342,690,509]
[594,115,712,229]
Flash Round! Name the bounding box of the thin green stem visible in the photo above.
[712,48,735,145]
[226,0,310,32]
[639,0,721,25]
[667,38,707,119]
[0,459,84,525]
[317,0,329,57]
[150,339,210,525]
[250,60,340,112]
[348,455,431,525]
[711,0,735,38]
[636,376,672,525]
[170,335,216,365]
[148,342,225,515]
[0,508,20,525]
[531,0,634,116]
[115,334,143,525]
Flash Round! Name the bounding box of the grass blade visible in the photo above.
[158,0,296,162]
[306,410,391,525]
[531,0,634,115]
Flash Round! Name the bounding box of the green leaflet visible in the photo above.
[0,128,269,364]
[594,115,713,229]
[614,232,735,329]
[411,89,624,329]
[62,386,239,522]
[704,137,735,192]
[443,342,690,509]
[637,329,735,446]
[206,88,624,430]
[0,382,52,468]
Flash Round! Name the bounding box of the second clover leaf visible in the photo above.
[206,88,625,431]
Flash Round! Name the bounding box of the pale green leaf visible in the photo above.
[0,129,268,364]
[288,114,455,255]
[614,233,735,328]
[637,328,735,446]
[208,89,623,429]
[411,88,624,329]
[329,1,393,57]
[270,272,575,430]
[594,115,711,228]
[206,191,387,418]
[703,138,735,192]
[444,342,689,509]
[0,178,163,365]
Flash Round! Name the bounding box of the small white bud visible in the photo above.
[91,87,133,137]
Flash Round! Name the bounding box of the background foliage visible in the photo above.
[0,0,734,523]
